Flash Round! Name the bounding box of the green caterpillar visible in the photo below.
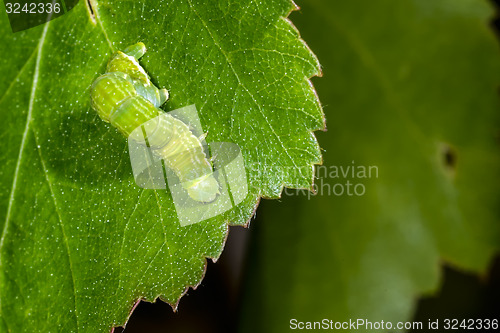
[90,43,219,202]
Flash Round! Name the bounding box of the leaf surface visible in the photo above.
[0,0,323,331]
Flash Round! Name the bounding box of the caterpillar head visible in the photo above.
[186,174,220,203]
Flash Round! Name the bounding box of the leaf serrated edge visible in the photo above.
[110,1,326,331]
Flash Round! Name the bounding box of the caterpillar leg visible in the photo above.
[198,132,208,142]
[209,154,218,163]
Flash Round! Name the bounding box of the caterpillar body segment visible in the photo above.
[89,43,219,202]
[143,111,221,202]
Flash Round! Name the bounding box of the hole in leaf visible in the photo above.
[440,143,458,174]
[86,0,96,23]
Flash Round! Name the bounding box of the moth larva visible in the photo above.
[90,43,220,202]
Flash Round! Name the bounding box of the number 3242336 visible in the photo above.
[5,2,61,14]
[443,319,498,330]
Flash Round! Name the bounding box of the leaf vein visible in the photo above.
[0,22,50,315]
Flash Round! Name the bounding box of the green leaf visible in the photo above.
[241,0,500,330]
[0,0,323,331]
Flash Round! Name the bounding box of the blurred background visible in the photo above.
[117,0,500,331]
[117,232,500,332]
